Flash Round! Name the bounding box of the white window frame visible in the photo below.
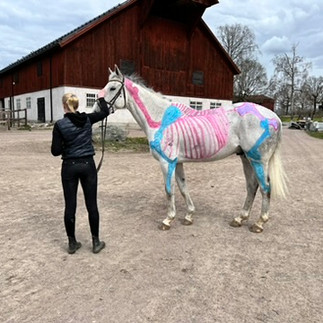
[210,102,222,109]
[26,97,31,109]
[86,93,96,108]
[190,101,203,110]
[16,98,21,110]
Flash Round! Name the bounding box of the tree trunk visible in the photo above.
[311,96,317,119]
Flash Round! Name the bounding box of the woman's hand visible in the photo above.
[97,88,106,99]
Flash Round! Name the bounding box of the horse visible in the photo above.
[97,65,287,233]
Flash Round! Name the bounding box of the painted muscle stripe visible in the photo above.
[235,103,279,193]
[125,79,161,128]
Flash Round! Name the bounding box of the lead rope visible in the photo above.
[96,115,108,173]
[96,78,124,173]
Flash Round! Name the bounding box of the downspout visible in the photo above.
[50,55,53,123]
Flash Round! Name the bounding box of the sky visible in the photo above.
[0,0,322,78]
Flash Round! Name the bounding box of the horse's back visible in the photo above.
[233,102,280,121]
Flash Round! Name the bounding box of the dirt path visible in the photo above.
[0,127,322,323]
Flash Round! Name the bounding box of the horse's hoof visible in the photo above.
[249,224,263,233]
[230,219,242,227]
[182,219,193,226]
[158,223,171,231]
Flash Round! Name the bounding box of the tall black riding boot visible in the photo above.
[68,236,82,254]
[92,236,105,254]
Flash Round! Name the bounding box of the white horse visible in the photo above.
[98,66,287,233]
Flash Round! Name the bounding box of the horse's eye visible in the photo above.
[110,87,116,91]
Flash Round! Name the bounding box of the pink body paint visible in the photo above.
[125,79,161,128]
[125,79,230,160]
[161,105,229,160]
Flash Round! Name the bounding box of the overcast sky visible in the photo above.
[1,0,322,78]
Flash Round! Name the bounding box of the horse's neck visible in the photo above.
[125,79,170,139]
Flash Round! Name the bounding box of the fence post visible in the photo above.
[24,109,27,127]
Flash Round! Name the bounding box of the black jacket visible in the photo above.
[51,98,109,159]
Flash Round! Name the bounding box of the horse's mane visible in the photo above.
[126,73,168,101]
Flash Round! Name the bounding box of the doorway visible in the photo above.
[37,97,45,122]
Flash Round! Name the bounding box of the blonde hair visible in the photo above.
[62,93,79,113]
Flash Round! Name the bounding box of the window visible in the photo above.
[13,72,19,84]
[190,101,203,110]
[192,71,204,86]
[26,97,31,109]
[37,61,43,76]
[210,102,222,109]
[16,98,21,110]
[86,93,96,108]
[120,59,135,75]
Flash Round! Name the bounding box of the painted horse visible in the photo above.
[97,66,287,233]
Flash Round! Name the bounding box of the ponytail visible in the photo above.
[62,93,79,113]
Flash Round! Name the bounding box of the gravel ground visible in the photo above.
[0,127,322,323]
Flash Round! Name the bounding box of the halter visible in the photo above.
[96,77,126,172]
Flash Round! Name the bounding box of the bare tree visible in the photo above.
[217,23,258,64]
[272,44,311,115]
[304,76,323,118]
[234,59,267,99]
[217,24,266,97]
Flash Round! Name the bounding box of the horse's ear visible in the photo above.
[114,64,122,76]
[108,67,113,74]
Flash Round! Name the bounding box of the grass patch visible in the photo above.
[279,116,292,122]
[18,124,32,131]
[95,137,150,152]
[307,131,323,139]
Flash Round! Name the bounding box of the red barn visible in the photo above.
[0,0,239,125]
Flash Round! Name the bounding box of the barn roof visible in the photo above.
[0,1,133,74]
[0,0,239,75]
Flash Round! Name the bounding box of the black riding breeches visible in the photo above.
[61,157,99,237]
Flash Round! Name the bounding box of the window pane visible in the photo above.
[190,101,203,110]
[86,93,96,108]
[192,71,204,85]
[26,97,31,109]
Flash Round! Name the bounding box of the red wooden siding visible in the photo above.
[0,0,238,103]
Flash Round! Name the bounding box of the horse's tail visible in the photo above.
[269,135,288,199]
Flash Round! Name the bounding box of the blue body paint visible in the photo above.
[149,106,182,193]
[246,119,270,193]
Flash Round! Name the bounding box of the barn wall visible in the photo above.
[140,16,233,100]
[140,17,188,96]
[190,26,234,100]
[62,6,140,88]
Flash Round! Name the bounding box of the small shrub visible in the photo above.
[93,124,128,143]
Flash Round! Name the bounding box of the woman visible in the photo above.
[51,91,109,254]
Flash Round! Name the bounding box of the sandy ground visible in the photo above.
[0,126,322,323]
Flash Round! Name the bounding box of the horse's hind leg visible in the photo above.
[249,188,270,233]
[175,163,195,225]
[244,157,271,233]
[249,161,271,233]
[230,154,259,228]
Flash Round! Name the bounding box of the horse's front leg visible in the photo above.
[159,160,176,231]
[175,163,195,225]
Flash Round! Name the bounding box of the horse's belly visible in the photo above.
[160,126,230,161]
